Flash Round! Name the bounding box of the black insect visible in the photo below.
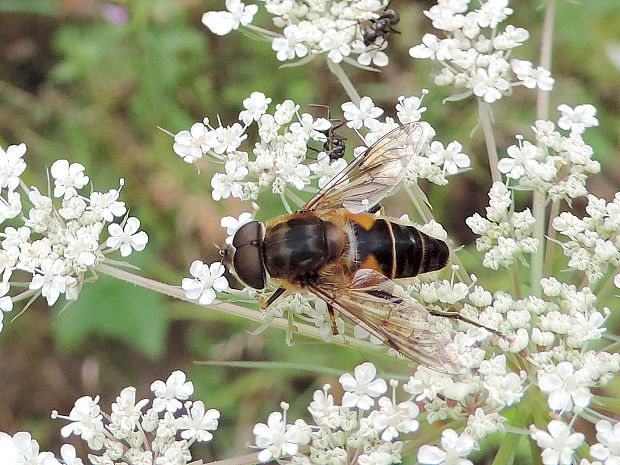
[321,120,347,160]
[363,8,400,47]
[309,105,347,161]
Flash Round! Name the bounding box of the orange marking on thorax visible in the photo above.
[341,211,376,230]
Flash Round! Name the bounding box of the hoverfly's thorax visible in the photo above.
[263,213,346,284]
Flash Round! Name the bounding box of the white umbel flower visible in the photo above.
[182,260,229,305]
[60,396,105,445]
[339,362,387,410]
[427,140,471,175]
[3,431,61,465]
[538,361,593,412]
[106,217,148,257]
[28,258,67,306]
[202,0,258,36]
[418,428,475,465]
[530,420,584,465]
[590,419,620,464]
[0,143,27,192]
[341,97,384,129]
[253,411,299,462]
[150,370,195,413]
[221,211,253,244]
[50,159,89,199]
[175,400,220,442]
[557,104,598,134]
[111,386,149,432]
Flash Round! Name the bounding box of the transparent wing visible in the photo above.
[301,122,431,213]
[308,268,462,373]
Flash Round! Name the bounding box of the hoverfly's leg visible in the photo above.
[429,308,503,337]
[326,302,340,335]
[262,286,286,309]
[367,203,384,215]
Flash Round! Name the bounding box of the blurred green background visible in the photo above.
[0,0,618,462]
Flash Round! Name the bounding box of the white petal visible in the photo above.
[202,11,236,35]
[417,445,446,464]
[50,159,69,179]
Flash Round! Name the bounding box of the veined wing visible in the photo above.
[301,122,431,214]
[308,268,462,373]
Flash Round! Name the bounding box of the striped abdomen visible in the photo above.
[352,217,449,279]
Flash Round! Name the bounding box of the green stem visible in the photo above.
[196,452,260,465]
[326,59,360,105]
[492,388,541,465]
[477,100,501,184]
[528,437,545,465]
[592,395,620,415]
[244,23,281,38]
[542,199,560,277]
[530,193,545,297]
[512,262,522,300]
[536,0,556,121]
[594,266,619,302]
[404,183,434,223]
[531,0,556,298]
[95,263,390,358]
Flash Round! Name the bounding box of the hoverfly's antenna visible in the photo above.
[214,243,228,266]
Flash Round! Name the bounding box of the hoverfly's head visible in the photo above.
[222,221,266,289]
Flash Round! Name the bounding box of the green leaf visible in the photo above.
[53,273,168,359]
[0,0,58,15]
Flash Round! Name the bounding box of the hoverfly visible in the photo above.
[223,122,494,371]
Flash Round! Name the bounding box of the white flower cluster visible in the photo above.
[409,0,554,102]
[0,143,148,333]
[53,371,218,465]
[174,93,335,204]
[251,361,535,465]
[466,181,538,270]
[172,92,472,210]
[406,260,618,459]
[249,341,617,465]
[0,431,80,465]
[1,371,219,465]
[202,0,402,67]
[498,105,600,200]
[406,355,522,429]
[257,292,346,343]
[252,362,421,464]
[531,418,620,465]
[552,193,620,283]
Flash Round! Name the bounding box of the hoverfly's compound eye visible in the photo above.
[232,221,266,289]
